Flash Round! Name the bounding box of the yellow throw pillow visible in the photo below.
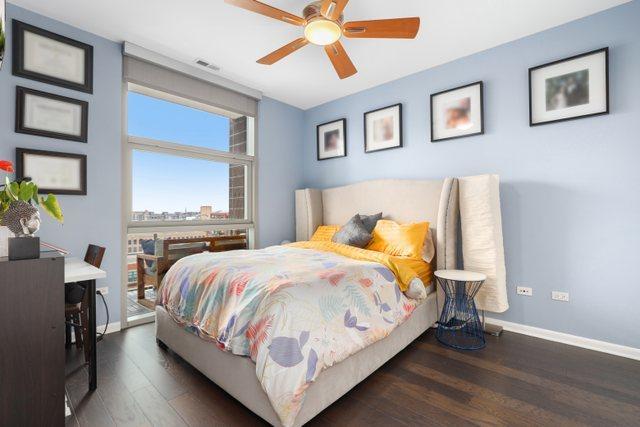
[310,225,340,242]
[366,220,429,259]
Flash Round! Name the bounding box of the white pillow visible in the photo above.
[404,278,427,300]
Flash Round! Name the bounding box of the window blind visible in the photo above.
[123,56,258,118]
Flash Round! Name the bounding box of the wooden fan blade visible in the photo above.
[320,0,349,20]
[343,18,420,39]
[324,41,357,79]
[225,0,306,26]
[257,38,309,65]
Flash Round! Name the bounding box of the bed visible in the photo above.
[155,177,460,426]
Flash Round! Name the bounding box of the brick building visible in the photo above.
[229,116,246,220]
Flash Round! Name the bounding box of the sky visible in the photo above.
[128,92,237,213]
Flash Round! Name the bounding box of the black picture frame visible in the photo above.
[364,103,403,153]
[16,148,87,195]
[528,47,609,127]
[0,0,6,70]
[316,118,347,161]
[430,81,484,142]
[12,20,93,93]
[16,86,88,143]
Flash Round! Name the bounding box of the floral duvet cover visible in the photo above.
[159,245,419,426]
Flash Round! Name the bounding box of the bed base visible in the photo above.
[156,292,437,426]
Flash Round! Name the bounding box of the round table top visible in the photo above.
[434,269,487,282]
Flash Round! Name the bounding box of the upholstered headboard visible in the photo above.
[295,178,459,271]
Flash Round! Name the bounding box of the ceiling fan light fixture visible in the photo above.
[304,19,342,46]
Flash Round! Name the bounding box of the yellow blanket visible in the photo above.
[288,241,432,291]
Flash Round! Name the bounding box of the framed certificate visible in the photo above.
[0,1,6,70]
[16,86,88,142]
[12,20,93,93]
[16,148,87,195]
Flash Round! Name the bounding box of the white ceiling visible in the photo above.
[12,0,629,110]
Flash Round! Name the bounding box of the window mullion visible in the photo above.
[128,135,254,164]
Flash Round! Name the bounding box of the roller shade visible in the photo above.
[123,56,258,117]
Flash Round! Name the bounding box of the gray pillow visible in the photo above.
[358,212,382,234]
[332,215,372,248]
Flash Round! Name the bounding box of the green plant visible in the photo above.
[0,160,64,223]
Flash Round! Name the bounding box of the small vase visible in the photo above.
[0,226,14,258]
[9,236,41,260]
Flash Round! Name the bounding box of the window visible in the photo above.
[131,150,248,221]
[126,87,255,230]
[123,57,258,324]
[128,92,251,154]
[124,86,256,322]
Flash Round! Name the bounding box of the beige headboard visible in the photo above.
[295,178,459,271]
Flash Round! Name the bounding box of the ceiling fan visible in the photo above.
[224,0,420,79]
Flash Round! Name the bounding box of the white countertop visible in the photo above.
[64,257,106,283]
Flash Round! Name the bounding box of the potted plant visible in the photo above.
[0,159,63,258]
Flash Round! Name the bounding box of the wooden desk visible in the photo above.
[65,257,106,391]
[0,254,65,426]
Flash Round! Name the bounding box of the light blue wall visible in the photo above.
[4,2,638,348]
[258,97,305,247]
[0,4,123,326]
[301,1,640,348]
[0,5,305,325]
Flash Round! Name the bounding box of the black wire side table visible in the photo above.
[434,270,487,350]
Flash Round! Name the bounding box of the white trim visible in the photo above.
[485,317,640,361]
[123,42,262,101]
[70,321,121,343]
[126,312,155,328]
[128,136,254,164]
[120,79,130,329]
[251,108,259,249]
[97,321,122,335]
[127,222,253,234]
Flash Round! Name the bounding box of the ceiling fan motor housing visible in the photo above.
[303,1,344,24]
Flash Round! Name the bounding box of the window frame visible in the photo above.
[121,81,259,328]
[123,84,258,238]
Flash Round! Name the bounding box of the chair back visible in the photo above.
[84,244,106,268]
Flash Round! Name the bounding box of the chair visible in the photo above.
[65,244,105,363]
[136,235,247,308]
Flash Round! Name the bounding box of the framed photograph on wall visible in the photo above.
[431,81,484,142]
[16,86,88,142]
[16,148,87,195]
[529,47,608,126]
[364,103,402,153]
[12,20,93,93]
[317,118,347,161]
[0,1,5,70]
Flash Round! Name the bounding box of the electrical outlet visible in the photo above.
[97,286,109,296]
[552,291,569,302]
[517,286,533,296]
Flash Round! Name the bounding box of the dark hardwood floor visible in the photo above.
[65,324,640,426]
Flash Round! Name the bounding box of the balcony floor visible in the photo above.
[126,287,156,318]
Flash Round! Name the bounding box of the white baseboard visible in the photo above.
[485,317,640,361]
[97,321,121,335]
[70,321,121,344]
